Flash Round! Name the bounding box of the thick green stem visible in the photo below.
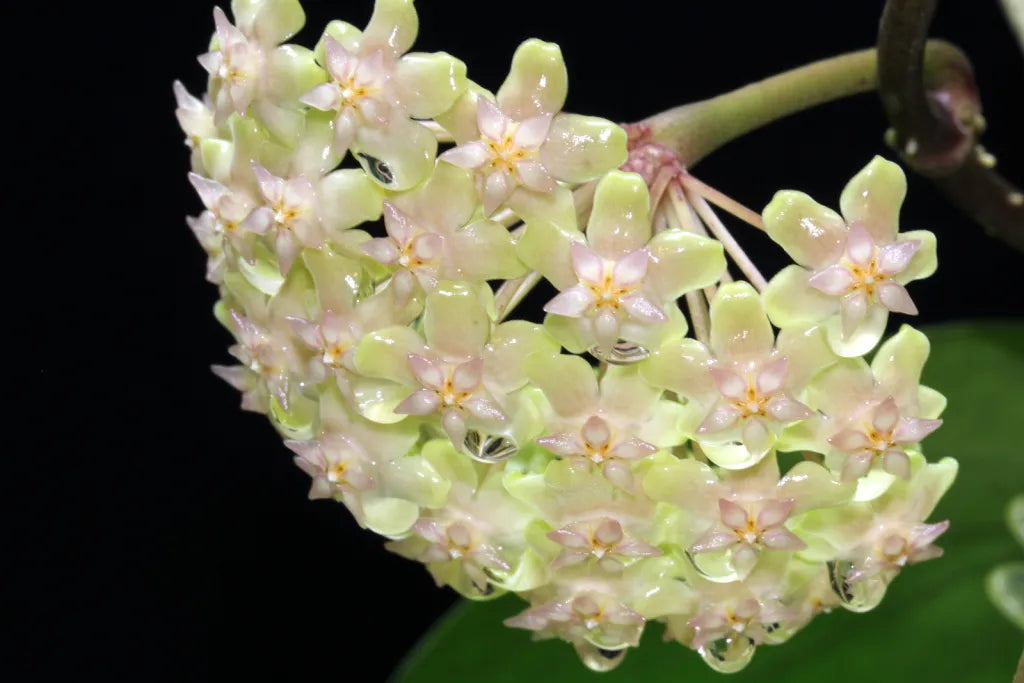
[642,41,970,167]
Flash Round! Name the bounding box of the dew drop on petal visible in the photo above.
[575,642,627,672]
[698,634,756,673]
[463,429,519,463]
[827,560,887,612]
[588,339,650,365]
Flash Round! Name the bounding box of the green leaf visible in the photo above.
[391,322,1024,683]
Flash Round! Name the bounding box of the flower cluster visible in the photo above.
[177,0,955,673]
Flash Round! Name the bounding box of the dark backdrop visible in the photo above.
[15,1,1023,681]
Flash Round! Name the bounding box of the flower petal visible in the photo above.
[360,0,418,55]
[540,114,628,183]
[876,281,919,315]
[764,265,839,328]
[544,286,596,317]
[646,230,726,301]
[709,282,774,361]
[763,190,847,268]
[839,156,907,245]
[585,171,652,259]
[422,281,490,357]
[496,39,568,120]
[394,52,467,119]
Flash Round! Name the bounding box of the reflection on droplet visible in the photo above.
[589,340,650,365]
[698,634,756,673]
[463,430,519,463]
[356,152,395,185]
[827,560,887,612]
[575,641,627,672]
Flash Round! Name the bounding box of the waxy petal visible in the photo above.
[759,527,806,551]
[540,114,628,183]
[719,499,749,530]
[845,223,876,268]
[763,191,847,269]
[496,39,568,120]
[876,281,919,315]
[396,389,441,415]
[839,156,907,245]
[586,172,652,259]
[877,239,921,276]
[709,282,774,361]
[765,395,814,423]
[893,417,942,444]
[544,286,596,317]
[440,141,489,170]
[808,265,856,296]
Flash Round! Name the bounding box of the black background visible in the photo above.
[14,0,1023,681]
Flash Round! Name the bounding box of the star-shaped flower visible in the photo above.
[519,171,725,358]
[643,282,836,469]
[762,156,936,357]
[439,39,626,216]
[299,0,467,189]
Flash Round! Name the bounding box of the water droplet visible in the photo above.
[574,642,627,672]
[698,634,756,673]
[356,152,395,185]
[588,339,650,365]
[827,560,887,612]
[463,430,518,463]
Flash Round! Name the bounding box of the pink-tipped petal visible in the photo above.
[808,265,856,296]
[841,451,874,481]
[548,528,590,549]
[877,239,921,275]
[412,233,443,262]
[690,531,738,554]
[395,389,441,415]
[440,141,489,170]
[544,286,595,317]
[840,290,869,338]
[482,169,513,215]
[537,433,584,456]
[845,223,876,267]
[698,403,741,434]
[757,499,795,529]
[462,397,507,422]
[829,429,872,452]
[570,243,605,284]
[602,460,635,491]
[594,519,624,546]
[621,294,665,322]
[756,356,789,396]
[300,82,342,111]
[408,354,445,390]
[609,438,658,461]
[876,281,918,315]
[872,397,901,432]
[516,161,556,192]
[719,498,749,530]
[882,449,911,479]
[581,415,612,449]
[912,520,950,548]
[477,97,508,140]
[383,202,415,245]
[765,395,815,423]
[612,248,650,287]
[710,367,748,401]
[451,358,483,393]
[759,527,806,551]
[361,237,401,264]
[514,114,554,148]
[893,417,942,444]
